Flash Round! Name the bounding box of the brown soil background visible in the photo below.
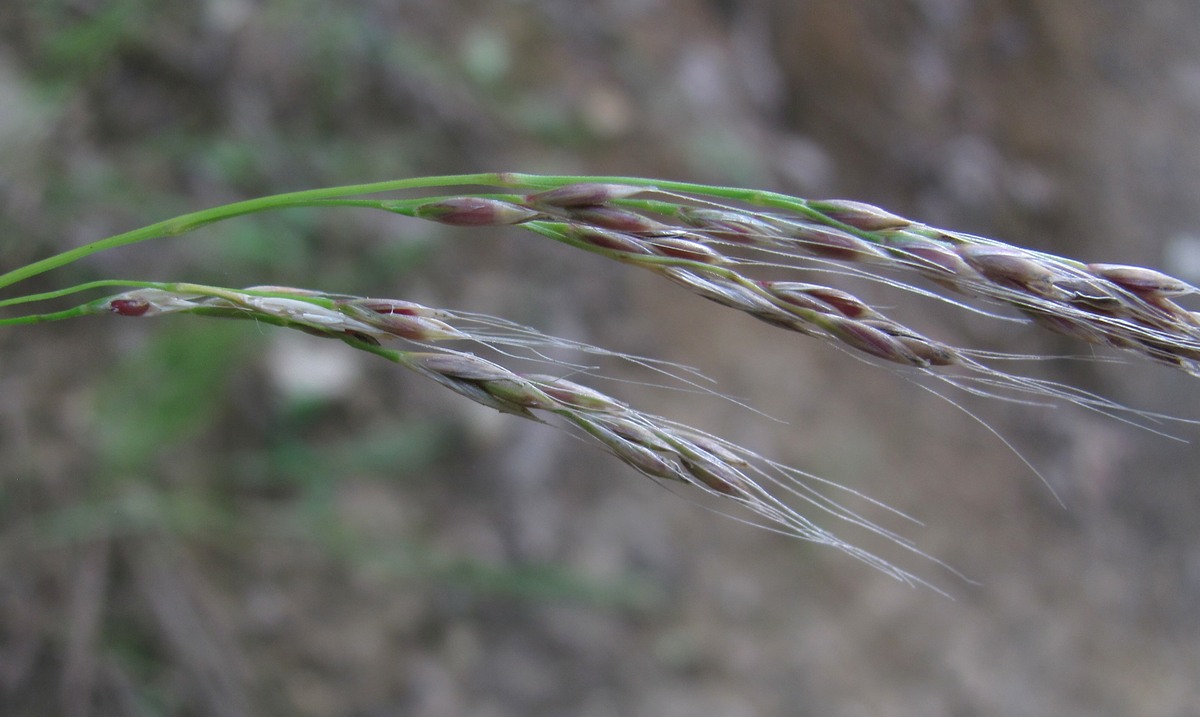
[2,1,1199,715]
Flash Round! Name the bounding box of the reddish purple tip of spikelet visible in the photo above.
[109,299,151,316]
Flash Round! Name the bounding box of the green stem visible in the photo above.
[0,279,161,309]
[0,304,98,325]
[0,172,847,297]
[0,173,508,293]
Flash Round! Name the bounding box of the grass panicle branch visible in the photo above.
[4,173,1195,379]
[401,181,1200,378]
[3,172,1197,588]
[86,282,937,586]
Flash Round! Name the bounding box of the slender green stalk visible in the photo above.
[0,174,487,291]
[0,173,850,293]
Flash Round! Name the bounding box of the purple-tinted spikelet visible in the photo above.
[809,199,912,231]
[525,183,644,208]
[415,197,539,226]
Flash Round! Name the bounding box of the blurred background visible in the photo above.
[2,1,1200,715]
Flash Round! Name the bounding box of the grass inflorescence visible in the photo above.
[3,172,1197,588]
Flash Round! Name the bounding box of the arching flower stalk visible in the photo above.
[2,173,1197,588]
